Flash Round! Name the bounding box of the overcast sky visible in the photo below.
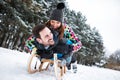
[66,0,120,55]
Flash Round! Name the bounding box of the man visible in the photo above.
[27,24,73,73]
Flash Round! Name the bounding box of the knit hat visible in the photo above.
[50,3,65,22]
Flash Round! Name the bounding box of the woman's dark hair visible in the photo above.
[45,20,64,39]
[32,24,46,38]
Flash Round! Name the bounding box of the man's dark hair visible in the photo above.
[32,24,46,38]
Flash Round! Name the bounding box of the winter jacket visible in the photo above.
[34,31,73,60]
[25,30,73,60]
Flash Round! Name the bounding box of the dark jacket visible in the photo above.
[33,30,73,60]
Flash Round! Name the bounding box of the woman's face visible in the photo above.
[50,20,61,29]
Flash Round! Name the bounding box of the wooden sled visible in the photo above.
[28,48,66,78]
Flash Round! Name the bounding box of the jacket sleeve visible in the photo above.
[24,35,36,53]
[64,25,82,52]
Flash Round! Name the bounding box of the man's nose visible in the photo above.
[48,35,52,39]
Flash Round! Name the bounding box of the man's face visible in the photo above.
[39,27,55,46]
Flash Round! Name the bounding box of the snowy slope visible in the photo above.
[0,47,120,80]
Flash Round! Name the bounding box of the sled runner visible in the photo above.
[38,54,66,79]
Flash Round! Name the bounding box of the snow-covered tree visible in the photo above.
[0,0,105,65]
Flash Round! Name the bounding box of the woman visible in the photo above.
[46,2,82,53]
[46,3,82,70]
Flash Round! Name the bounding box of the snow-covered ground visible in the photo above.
[0,47,120,80]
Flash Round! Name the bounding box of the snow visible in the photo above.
[0,47,120,80]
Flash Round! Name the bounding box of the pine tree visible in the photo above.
[0,0,105,66]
